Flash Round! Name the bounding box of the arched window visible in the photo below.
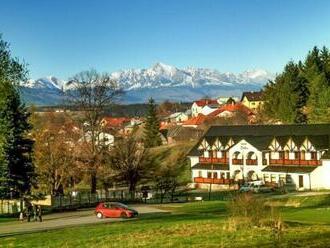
[232,151,243,165]
[246,151,258,165]
[247,170,258,181]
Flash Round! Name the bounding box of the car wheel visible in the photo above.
[96,212,103,219]
[120,212,128,218]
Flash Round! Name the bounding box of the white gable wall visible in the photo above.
[229,139,264,179]
[310,160,330,189]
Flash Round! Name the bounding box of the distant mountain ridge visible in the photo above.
[20,62,274,105]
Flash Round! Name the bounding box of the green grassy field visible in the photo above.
[2,195,330,247]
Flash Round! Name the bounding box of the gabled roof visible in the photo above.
[183,114,208,126]
[188,124,330,156]
[205,124,330,138]
[102,117,131,128]
[208,103,254,117]
[241,91,263,101]
[194,99,218,107]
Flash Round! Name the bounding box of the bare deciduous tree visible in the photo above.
[108,135,157,199]
[66,69,122,193]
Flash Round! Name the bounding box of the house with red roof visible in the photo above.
[191,99,219,117]
[208,103,255,122]
[101,117,131,130]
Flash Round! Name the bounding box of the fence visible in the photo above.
[0,190,237,215]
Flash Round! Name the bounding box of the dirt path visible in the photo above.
[0,205,168,237]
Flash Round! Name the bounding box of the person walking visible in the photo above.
[36,205,42,222]
[26,204,32,222]
[33,204,38,222]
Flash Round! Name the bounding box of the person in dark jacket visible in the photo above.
[25,202,33,222]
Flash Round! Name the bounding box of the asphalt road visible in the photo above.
[0,205,168,237]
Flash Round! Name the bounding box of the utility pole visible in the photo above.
[208,162,214,201]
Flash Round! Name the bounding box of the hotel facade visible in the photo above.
[188,124,330,190]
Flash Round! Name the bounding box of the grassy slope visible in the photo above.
[3,196,330,248]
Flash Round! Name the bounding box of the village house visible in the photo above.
[240,91,264,111]
[188,124,330,190]
[191,99,219,117]
[208,102,255,123]
[166,112,189,123]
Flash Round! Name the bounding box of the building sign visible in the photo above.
[240,142,249,150]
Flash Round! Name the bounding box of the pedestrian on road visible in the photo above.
[36,205,42,222]
[25,204,32,222]
[33,204,38,222]
[19,211,24,222]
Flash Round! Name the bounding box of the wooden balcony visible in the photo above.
[199,157,229,164]
[232,159,243,165]
[270,159,321,166]
[246,159,258,165]
[194,177,234,184]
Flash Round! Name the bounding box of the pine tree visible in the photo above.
[143,98,162,148]
[0,35,35,199]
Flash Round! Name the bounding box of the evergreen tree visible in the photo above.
[262,46,330,124]
[144,98,162,148]
[0,35,35,199]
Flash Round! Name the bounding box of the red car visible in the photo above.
[95,202,138,219]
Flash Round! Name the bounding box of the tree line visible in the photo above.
[262,46,330,123]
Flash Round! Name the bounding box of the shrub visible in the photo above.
[225,193,284,232]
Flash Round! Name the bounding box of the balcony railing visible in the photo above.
[194,177,234,184]
[270,159,321,166]
[199,157,229,164]
[246,159,258,165]
[232,159,243,165]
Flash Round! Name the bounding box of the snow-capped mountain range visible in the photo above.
[20,62,274,105]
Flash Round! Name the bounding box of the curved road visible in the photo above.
[0,205,168,237]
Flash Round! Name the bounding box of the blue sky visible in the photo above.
[1,0,330,79]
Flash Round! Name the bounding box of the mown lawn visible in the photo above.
[0,217,16,223]
[2,197,330,247]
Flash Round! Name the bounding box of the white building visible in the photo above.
[187,124,330,190]
[191,99,219,117]
[166,112,189,123]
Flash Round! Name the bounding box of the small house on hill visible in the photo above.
[241,91,264,111]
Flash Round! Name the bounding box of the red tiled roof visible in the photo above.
[183,114,208,126]
[208,103,254,117]
[194,99,218,107]
[102,117,131,128]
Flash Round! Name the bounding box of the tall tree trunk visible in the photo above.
[129,183,136,200]
[90,169,97,194]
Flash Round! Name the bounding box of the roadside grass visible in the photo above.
[2,196,330,247]
[0,217,15,223]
